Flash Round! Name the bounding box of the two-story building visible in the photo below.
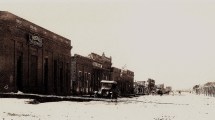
[120,69,134,95]
[71,54,93,95]
[71,53,112,95]
[111,67,134,95]
[88,53,112,91]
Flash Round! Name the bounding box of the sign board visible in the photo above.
[92,62,102,68]
[29,34,43,47]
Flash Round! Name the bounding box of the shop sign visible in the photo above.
[29,34,43,47]
[92,62,102,68]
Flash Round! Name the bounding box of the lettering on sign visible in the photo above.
[29,34,43,47]
[92,62,102,68]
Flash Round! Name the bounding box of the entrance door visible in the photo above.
[16,53,23,91]
[30,55,38,87]
[59,62,63,93]
[54,60,58,94]
[44,58,48,93]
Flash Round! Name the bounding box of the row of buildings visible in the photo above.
[134,78,172,95]
[71,53,134,96]
[193,82,215,97]
[0,11,134,96]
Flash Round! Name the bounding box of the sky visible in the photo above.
[1,0,215,89]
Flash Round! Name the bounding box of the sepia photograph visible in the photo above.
[0,0,215,120]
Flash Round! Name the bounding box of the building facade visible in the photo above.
[147,78,156,94]
[110,67,121,82]
[71,54,93,95]
[134,81,146,95]
[71,53,135,96]
[88,53,112,91]
[71,53,112,95]
[0,11,72,95]
[111,67,134,95]
[120,69,134,95]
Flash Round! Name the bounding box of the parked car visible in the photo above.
[94,80,119,99]
[156,88,163,96]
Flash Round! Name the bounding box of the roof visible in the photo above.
[0,11,71,46]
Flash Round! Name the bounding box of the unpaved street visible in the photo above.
[0,93,215,120]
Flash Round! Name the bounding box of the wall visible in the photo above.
[0,11,72,95]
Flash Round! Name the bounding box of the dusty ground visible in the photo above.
[0,92,215,120]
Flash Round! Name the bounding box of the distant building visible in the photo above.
[0,11,72,95]
[165,86,172,93]
[88,52,112,91]
[136,81,146,86]
[134,81,146,95]
[147,78,156,94]
[192,82,215,96]
[120,69,134,95]
[110,67,121,82]
[156,84,164,89]
[71,54,93,95]
[111,67,134,95]
[110,67,121,94]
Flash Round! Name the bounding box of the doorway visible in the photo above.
[30,55,38,86]
[54,60,58,94]
[59,62,63,93]
[44,58,48,93]
[16,53,23,91]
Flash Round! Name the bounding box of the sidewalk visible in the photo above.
[0,93,115,103]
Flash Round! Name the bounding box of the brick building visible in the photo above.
[71,54,93,95]
[134,81,146,95]
[147,78,156,94]
[110,67,121,94]
[88,53,112,91]
[120,69,134,95]
[111,67,134,95]
[110,67,121,82]
[0,11,72,95]
[71,53,112,95]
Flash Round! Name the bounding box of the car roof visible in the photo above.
[101,80,117,84]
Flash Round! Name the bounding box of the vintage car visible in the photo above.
[94,80,118,99]
[156,88,163,95]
